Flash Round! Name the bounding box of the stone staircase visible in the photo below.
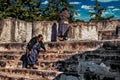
[53,41,120,80]
[0,40,120,80]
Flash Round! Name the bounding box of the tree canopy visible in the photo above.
[0,0,114,22]
[89,0,114,21]
[0,0,77,22]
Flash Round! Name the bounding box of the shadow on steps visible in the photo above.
[53,41,120,80]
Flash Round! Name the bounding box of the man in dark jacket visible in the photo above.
[27,34,46,53]
[21,34,46,69]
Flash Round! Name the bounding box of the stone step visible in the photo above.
[0,68,62,80]
[0,49,119,60]
[0,43,26,51]
[0,50,25,55]
[0,50,85,62]
[0,40,109,51]
[0,59,78,70]
[0,72,39,80]
[0,50,119,61]
[85,56,120,62]
[0,40,119,52]
[0,50,79,62]
[86,50,120,54]
[0,40,119,80]
[0,60,59,70]
[0,49,119,54]
[86,54,120,57]
[0,53,76,61]
[0,50,79,55]
[0,50,80,61]
[0,49,119,70]
[21,40,120,51]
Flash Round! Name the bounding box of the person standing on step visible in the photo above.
[58,7,70,41]
[26,34,46,69]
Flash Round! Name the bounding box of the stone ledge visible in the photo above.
[0,40,119,51]
[0,68,62,80]
[0,49,119,61]
[0,72,39,80]
[0,60,78,70]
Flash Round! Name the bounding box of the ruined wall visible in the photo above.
[14,19,32,42]
[68,23,98,40]
[32,21,58,41]
[0,18,119,42]
[81,25,98,40]
[69,21,120,41]
[0,19,12,42]
[0,18,32,43]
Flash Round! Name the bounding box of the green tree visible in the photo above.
[42,0,77,22]
[0,0,12,19]
[0,0,25,19]
[89,0,114,21]
[9,0,25,19]
[22,0,43,21]
[0,0,77,22]
[0,0,43,21]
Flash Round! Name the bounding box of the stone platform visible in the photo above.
[0,40,120,80]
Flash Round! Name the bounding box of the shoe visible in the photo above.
[63,37,68,40]
[58,37,63,41]
[26,65,31,69]
[32,65,38,69]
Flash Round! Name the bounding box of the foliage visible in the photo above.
[42,0,77,22]
[89,0,114,21]
[0,0,77,22]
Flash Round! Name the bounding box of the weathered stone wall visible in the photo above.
[32,21,58,42]
[0,19,12,42]
[69,21,120,40]
[14,19,32,42]
[81,25,98,40]
[0,18,32,43]
[0,18,120,42]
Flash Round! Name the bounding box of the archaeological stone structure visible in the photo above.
[0,18,120,42]
[0,18,120,80]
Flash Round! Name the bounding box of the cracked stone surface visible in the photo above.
[0,40,120,80]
